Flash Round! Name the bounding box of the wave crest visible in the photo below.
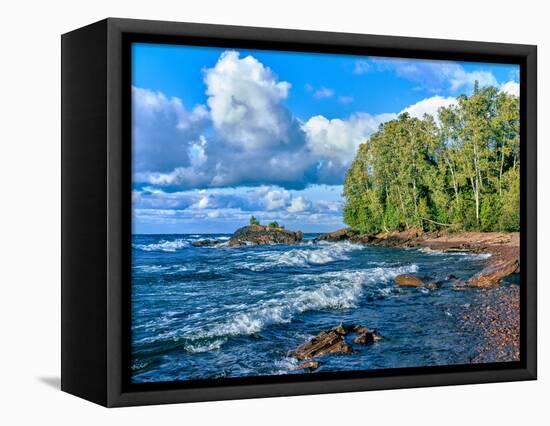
[240,241,365,271]
[133,239,189,252]
[139,263,418,352]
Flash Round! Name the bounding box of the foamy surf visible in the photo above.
[133,239,189,252]
[238,241,365,271]
[143,264,418,353]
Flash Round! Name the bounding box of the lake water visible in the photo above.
[131,233,499,383]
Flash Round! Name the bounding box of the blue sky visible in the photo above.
[132,42,519,234]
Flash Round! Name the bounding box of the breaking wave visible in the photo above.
[239,241,365,271]
[136,263,418,352]
[133,239,189,252]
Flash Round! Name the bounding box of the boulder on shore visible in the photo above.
[466,258,519,288]
[314,228,359,242]
[191,239,220,247]
[228,224,303,246]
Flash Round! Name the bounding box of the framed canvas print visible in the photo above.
[61,18,537,407]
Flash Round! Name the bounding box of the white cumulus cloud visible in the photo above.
[287,196,311,213]
[132,86,210,174]
[204,50,296,150]
[401,95,457,119]
[303,112,395,165]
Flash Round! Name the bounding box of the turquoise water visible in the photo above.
[131,233,498,383]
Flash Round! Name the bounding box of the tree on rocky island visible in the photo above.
[249,216,260,226]
[343,84,519,234]
[268,221,281,228]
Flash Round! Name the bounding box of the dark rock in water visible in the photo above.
[352,325,370,335]
[424,282,442,289]
[191,239,220,247]
[295,360,322,371]
[289,328,353,360]
[228,224,303,246]
[353,330,383,345]
[289,323,383,361]
[466,258,519,288]
[314,228,358,242]
[331,323,349,335]
[394,274,425,287]
[446,274,458,281]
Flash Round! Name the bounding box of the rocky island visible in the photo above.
[228,224,303,246]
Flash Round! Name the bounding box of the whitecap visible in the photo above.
[239,241,365,271]
[183,338,226,353]
[148,264,419,351]
[133,239,189,252]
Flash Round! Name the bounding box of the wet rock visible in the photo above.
[314,228,359,242]
[289,323,383,361]
[446,274,458,281]
[289,328,353,360]
[228,224,303,246]
[394,274,425,287]
[296,360,322,371]
[352,325,370,335]
[331,323,348,335]
[191,239,220,247]
[466,258,519,288]
[353,330,383,345]
[424,282,442,289]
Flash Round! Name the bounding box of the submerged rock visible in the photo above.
[466,258,519,288]
[191,239,220,247]
[314,228,359,242]
[228,224,303,246]
[353,329,383,345]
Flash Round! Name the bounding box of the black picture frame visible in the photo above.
[61,17,537,407]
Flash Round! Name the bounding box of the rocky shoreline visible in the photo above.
[311,227,521,364]
[316,228,520,289]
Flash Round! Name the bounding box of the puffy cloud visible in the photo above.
[132,87,209,173]
[258,186,291,210]
[303,113,395,165]
[204,50,297,151]
[287,196,311,213]
[401,95,457,119]
[500,80,520,97]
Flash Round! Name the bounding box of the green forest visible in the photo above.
[342,84,520,234]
